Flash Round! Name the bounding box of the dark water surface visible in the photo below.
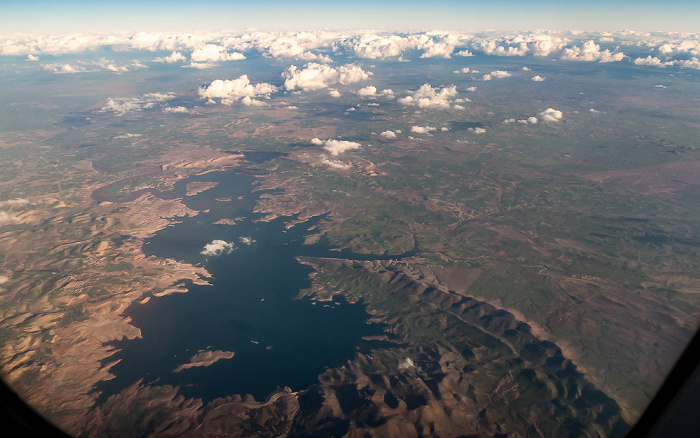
[96,170,401,404]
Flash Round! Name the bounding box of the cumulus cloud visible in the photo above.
[163,106,189,113]
[0,198,29,207]
[633,55,674,67]
[539,108,563,122]
[282,63,371,91]
[41,63,89,74]
[190,44,245,63]
[380,130,397,139]
[455,50,474,57]
[154,51,186,63]
[398,84,458,109]
[453,67,470,73]
[489,70,511,78]
[26,54,38,61]
[561,40,624,62]
[114,133,142,139]
[357,85,377,96]
[398,357,415,370]
[239,236,255,245]
[504,117,537,124]
[41,58,147,74]
[328,89,341,97]
[199,75,277,105]
[312,138,361,155]
[321,157,352,169]
[531,75,545,81]
[0,212,21,223]
[100,92,175,115]
[201,240,235,257]
[410,126,437,134]
[470,127,486,134]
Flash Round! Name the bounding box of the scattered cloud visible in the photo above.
[453,67,471,73]
[0,198,29,207]
[531,75,545,81]
[380,130,397,139]
[26,54,38,61]
[398,84,458,109]
[282,63,371,91]
[154,51,186,63]
[201,240,235,257]
[321,157,352,169]
[489,70,511,78]
[114,133,142,139]
[328,89,341,97]
[100,92,175,115]
[357,85,377,96]
[199,75,277,105]
[539,108,563,122]
[190,44,245,63]
[311,138,361,155]
[633,55,674,67]
[239,236,255,245]
[561,40,625,62]
[410,126,437,134]
[163,106,189,113]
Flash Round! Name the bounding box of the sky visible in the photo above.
[1,0,699,34]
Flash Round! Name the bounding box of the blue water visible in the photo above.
[95,170,400,404]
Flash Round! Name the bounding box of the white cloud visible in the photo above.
[155,51,186,63]
[164,106,189,113]
[41,58,147,74]
[321,157,352,169]
[239,236,255,245]
[26,54,38,61]
[190,44,245,63]
[0,212,21,222]
[453,67,471,73]
[114,133,142,139]
[633,55,674,67]
[466,86,477,91]
[199,75,277,105]
[0,276,8,285]
[527,116,538,123]
[0,198,29,207]
[282,63,371,91]
[380,130,397,139]
[398,357,415,370]
[489,70,511,78]
[531,75,545,81]
[41,63,88,74]
[312,138,361,155]
[398,84,458,109]
[357,85,377,96]
[561,40,625,62]
[201,240,235,257]
[329,89,341,97]
[522,66,531,71]
[100,92,175,115]
[470,127,486,134]
[482,74,492,81]
[410,126,437,134]
[539,108,563,122]
[455,50,473,57]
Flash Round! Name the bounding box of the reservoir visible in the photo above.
[95,170,400,404]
